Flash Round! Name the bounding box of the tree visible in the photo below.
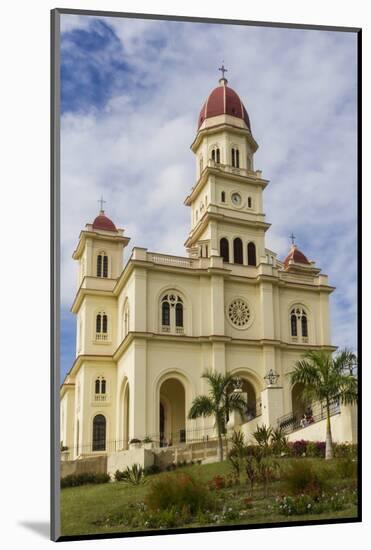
[290,349,358,459]
[188,370,247,462]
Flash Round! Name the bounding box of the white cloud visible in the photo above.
[60,16,357,352]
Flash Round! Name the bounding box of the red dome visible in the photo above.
[283,245,310,268]
[198,80,251,130]
[92,211,117,232]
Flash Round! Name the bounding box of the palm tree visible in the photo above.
[188,370,247,462]
[290,349,358,459]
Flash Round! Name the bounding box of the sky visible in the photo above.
[60,14,358,379]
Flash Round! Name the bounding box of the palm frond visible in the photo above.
[187,395,215,419]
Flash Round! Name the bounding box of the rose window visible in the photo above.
[228,299,251,328]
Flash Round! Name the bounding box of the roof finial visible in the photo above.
[218,62,228,85]
[98,195,106,214]
[289,232,296,246]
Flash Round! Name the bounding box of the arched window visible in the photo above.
[92,414,106,451]
[162,300,170,326]
[97,255,102,277]
[96,312,108,341]
[233,238,243,264]
[94,377,106,396]
[96,314,101,333]
[301,314,308,338]
[290,306,309,342]
[103,256,108,278]
[212,147,220,163]
[221,191,226,203]
[231,148,240,168]
[290,313,298,337]
[97,254,108,278]
[175,303,183,327]
[247,242,256,266]
[247,197,252,208]
[161,294,184,333]
[102,314,107,333]
[220,238,229,262]
[246,156,251,170]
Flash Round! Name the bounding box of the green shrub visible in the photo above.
[275,489,354,517]
[271,427,288,456]
[143,464,161,476]
[61,472,110,488]
[114,469,125,481]
[146,473,214,515]
[333,443,357,459]
[275,494,325,516]
[253,424,273,451]
[228,430,246,481]
[282,460,330,497]
[119,464,146,485]
[335,457,357,479]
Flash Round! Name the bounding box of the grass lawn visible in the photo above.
[61,458,358,537]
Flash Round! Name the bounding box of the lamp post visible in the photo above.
[264,369,280,387]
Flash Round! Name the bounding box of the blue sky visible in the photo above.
[60,15,357,379]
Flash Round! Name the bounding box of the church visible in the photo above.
[60,71,356,462]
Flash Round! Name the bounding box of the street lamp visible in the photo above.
[233,376,243,393]
[264,369,280,386]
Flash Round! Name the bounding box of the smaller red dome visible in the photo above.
[283,245,310,268]
[92,211,117,232]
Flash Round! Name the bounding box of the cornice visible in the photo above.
[184,166,268,206]
[72,230,130,260]
[190,122,259,152]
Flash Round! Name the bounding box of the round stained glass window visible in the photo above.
[228,298,251,328]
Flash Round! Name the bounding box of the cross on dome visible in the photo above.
[218,63,228,79]
[98,195,106,213]
[289,232,296,246]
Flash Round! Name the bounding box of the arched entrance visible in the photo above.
[227,371,262,422]
[159,378,186,446]
[92,414,106,451]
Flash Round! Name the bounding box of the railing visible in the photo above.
[94,394,107,402]
[95,333,108,341]
[277,397,340,435]
[62,425,223,458]
[207,159,259,179]
[160,326,185,335]
[148,252,194,269]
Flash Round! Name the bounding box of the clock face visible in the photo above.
[231,193,242,206]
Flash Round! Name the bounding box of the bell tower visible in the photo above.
[72,200,130,287]
[184,70,270,266]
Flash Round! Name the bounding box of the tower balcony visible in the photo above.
[206,158,262,180]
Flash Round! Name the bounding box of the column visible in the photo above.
[132,267,147,332]
[210,274,224,335]
[260,346,284,427]
[129,339,147,440]
[260,282,274,340]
